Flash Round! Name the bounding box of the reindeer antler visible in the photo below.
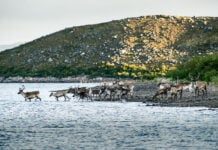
[22,85,25,90]
[196,73,200,80]
[189,73,193,80]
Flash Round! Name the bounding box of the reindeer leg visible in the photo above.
[203,89,206,99]
[88,94,91,101]
[90,95,93,102]
[175,93,177,101]
[86,94,90,101]
[66,95,70,101]
[161,94,163,100]
[104,93,108,100]
[201,90,204,99]
[180,90,183,99]
[109,95,112,101]
[103,93,107,100]
[205,87,208,97]
[56,96,59,101]
[36,96,41,101]
[195,88,198,99]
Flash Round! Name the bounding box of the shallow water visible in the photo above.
[0,83,217,149]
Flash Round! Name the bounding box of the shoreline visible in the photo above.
[143,99,218,108]
[93,96,218,108]
[0,76,117,83]
[133,83,218,108]
[1,78,218,108]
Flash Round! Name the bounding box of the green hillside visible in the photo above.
[0,15,217,79]
[166,53,218,82]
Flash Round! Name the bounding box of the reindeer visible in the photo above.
[17,85,41,101]
[122,83,135,98]
[170,90,178,101]
[169,86,182,101]
[68,87,77,96]
[117,84,134,99]
[156,82,184,101]
[189,73,208,98]
[152,88,168,101]
[72,87,91,101]
[98,85,110,99]
[113,80,135,98]
[158,82,171,91]
[102,85,118,100]
[159,80,195,100]
[49,89,70,101]
[181,82,195,93]
[169,84,184,99]
[98,84,122,100]
[89,86,102,99]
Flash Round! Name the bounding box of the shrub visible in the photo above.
[166,53,218,81]
[211,76,218,85]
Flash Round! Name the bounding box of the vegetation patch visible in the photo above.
[0,15,217,80]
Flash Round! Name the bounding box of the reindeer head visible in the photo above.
[68,87,75,94]
[49,92,54,97]
[18,85,25,94]
[113,79,120,85]
[189,73,200,82]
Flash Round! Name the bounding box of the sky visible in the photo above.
[0,0,218,45]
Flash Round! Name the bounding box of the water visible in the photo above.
[0,83,217,149]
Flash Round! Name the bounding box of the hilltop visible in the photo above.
[0,15,217,79]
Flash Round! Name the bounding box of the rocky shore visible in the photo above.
[94,82,218,108]
[132,82,218,108]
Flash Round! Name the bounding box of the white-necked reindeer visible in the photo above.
[18,85,41,101]
[158,82,171,91]
[189,73,208,98]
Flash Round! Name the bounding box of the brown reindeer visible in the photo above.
[72,87,91,100]
[170,84,184,99]
[159,81,194,100]
[152,88,168,100]
[169,85,182,101]
[113,80,135,97]
[18,85,41,101]
[170,91,178,101]
[189,73,208,98]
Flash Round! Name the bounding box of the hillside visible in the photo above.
[0,15,217,78]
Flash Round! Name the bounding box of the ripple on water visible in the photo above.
[0,83,217,149]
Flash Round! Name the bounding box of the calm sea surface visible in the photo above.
[0,83,217,150]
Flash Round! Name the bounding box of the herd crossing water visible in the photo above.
[0,83,217,149]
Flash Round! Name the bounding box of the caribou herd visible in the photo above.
[18,80,135,102]
[18,74,208,102]
[153,74,208,101]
